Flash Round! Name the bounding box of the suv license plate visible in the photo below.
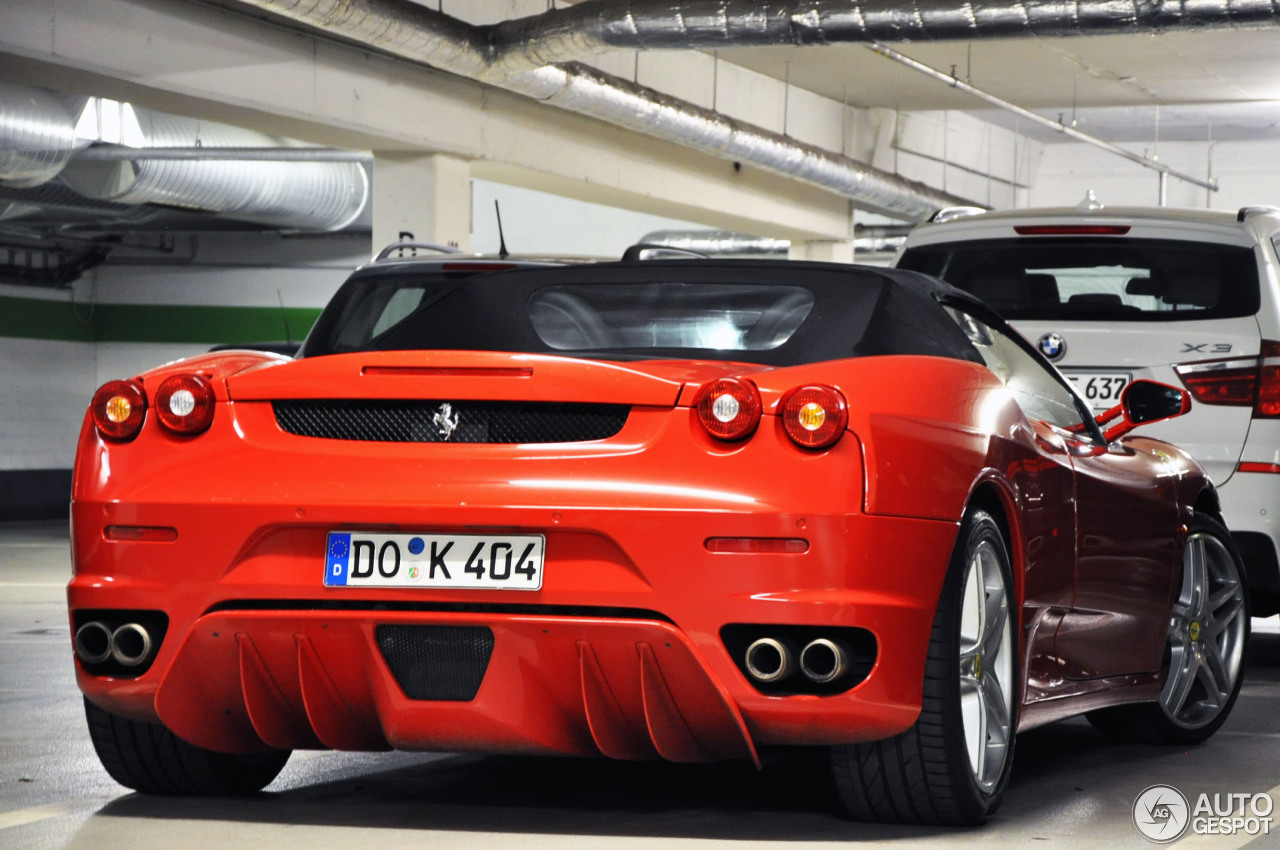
[324,531,544,590]
[1066,372,1132,411]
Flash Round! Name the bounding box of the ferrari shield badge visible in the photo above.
[432,402,461,440]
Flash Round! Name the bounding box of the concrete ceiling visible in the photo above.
[717,28,1280,143]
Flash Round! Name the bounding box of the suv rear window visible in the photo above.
[898,237,1259,321]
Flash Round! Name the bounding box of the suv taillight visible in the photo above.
[1174,340,1280,418]
[1256,340,1280,417]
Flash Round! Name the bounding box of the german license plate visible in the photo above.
[324,531,544,590]
[1066,371,1132,411]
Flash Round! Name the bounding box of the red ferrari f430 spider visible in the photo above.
[69,255,1248,825]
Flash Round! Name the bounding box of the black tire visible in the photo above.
[830,508,1017,825]
[1087,513,1249,745]
[84,698,291,795]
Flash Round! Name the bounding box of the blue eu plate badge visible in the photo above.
[327,533,352,586]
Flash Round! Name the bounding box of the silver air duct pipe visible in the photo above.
[483,0,1280,77]
[641,229,791,255]
[220,0,971,220]
[219,0,1276,215]
[60,106,368,231]
[640,228,906,256]
[0,83,80,189]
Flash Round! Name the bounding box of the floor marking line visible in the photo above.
[0,802,78,831]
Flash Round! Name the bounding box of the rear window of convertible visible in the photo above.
[527,283,812,351]
[898,236,1260,321]
[299,261,985,367]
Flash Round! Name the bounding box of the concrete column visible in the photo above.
[788,240,855,264]
[372,153,472,253]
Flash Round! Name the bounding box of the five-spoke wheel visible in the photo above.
[959,536,1015,792]
[831,507,1016,825]
[1089,513,1249,745]
[1160,529,1248,729]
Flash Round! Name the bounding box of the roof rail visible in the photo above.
[374,241,465,261]
[929,206,987,224]
[621,243,711,261]
[1237,205,1280,222]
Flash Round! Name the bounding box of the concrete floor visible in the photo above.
[4,520,1279,850]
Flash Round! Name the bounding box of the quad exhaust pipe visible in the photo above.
[744,637,795,683]
[798,638,849,684]
[744,636,851,684]
[74,621,154,667]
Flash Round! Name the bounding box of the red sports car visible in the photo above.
[69,255,1248,825]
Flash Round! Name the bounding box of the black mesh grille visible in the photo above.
[376,625,494,701]
[273,400,629,443]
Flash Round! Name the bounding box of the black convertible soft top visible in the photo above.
[300,259,987,367]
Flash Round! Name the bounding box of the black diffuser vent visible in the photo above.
[375,625,495,701]
[273,400,628,443]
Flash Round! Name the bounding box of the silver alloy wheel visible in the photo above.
[958,539,1014,791]
[1160,532,1248,729]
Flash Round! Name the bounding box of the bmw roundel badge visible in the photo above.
[1037,332,1066,361]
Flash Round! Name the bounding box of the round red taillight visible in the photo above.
[154,374,216,435]
[780,385,848,449]
[91,380,147,441]
[694,377,762,441]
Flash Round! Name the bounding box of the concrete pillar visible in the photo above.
[788,240,855,264]
[372,153,471,254]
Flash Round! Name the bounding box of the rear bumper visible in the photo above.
[70,502,958,758]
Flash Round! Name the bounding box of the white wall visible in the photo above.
[471,179,707,258]
[1027,140,1277,211]
[0,233,367,475]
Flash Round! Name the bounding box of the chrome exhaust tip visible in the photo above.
[110,623,153,668]
[744,637,794,683]
[799,638,848,683]
[74,621,113,665]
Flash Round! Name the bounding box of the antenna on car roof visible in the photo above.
[494,200,509,260]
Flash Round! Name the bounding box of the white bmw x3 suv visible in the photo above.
[897,203,1280,616]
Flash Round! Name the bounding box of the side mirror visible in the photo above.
[1099,380,1191,441]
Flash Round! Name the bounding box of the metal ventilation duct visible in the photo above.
[640,229,790,255]
[221,0,1280,219]
[59,106,369,231]
[640,228,905,256]
[484,0,1280,76]
[0,83,80,189]
[220,0,970,221]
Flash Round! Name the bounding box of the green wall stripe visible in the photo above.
[0,295,321,344]
[0,295,96,342]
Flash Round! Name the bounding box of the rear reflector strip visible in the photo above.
[362,366,533,378]
[1238,462,1280,474]
[1013,225,1131,236]
[104,526,178,542]
[705,537,809,554]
